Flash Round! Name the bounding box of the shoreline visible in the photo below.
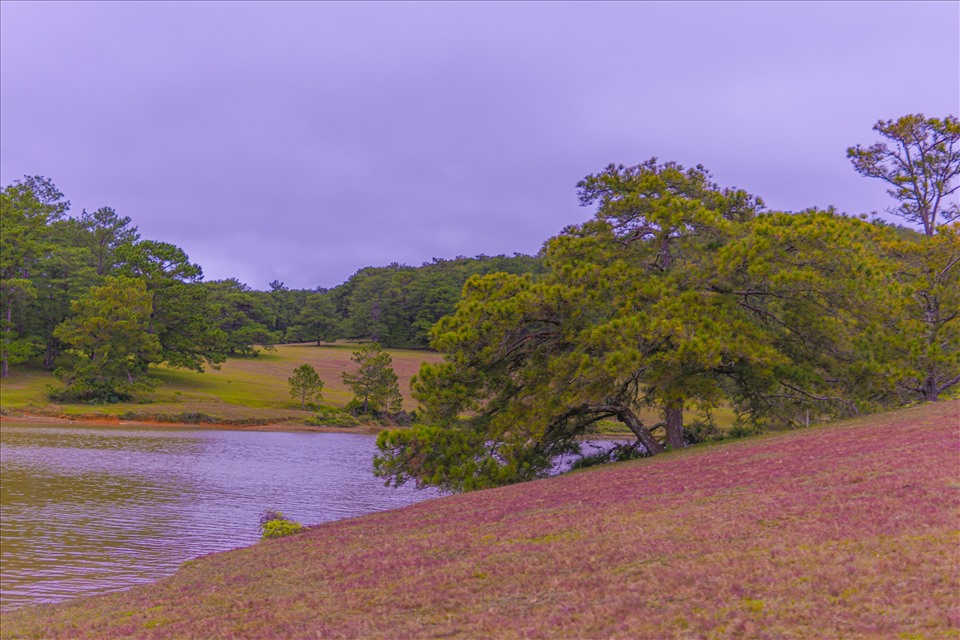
[1,411,636,440]
[0,412,386,435]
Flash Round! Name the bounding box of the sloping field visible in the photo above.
[3,401,957,639]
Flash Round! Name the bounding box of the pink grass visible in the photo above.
[3,401,958,639]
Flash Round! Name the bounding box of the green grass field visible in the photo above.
[3,400,956,639]
[0,343,444,424]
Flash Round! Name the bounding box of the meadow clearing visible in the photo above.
[2,400,957,639]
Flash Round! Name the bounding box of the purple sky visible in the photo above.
[2,2,958,290]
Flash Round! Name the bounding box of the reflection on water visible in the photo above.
[0,423,436,611]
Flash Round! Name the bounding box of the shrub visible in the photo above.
[569,450,611,471]
[48,377,135,404]
[727,423,763,439]
[261,519,304,539]
[259,510,304,540]
[344,398,366,417]
[340,400,412,426]
[570,443,649,471]
[391,410,414,426]
[305,406,361,427]
[685,418,723,444]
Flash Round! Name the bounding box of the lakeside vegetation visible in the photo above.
[2,401,956,639]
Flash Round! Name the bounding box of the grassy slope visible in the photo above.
[0,343,444,423]
[3,401,957,639]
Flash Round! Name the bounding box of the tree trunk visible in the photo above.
[665,403,685,449]
[659,233,672,270]
[613,406,664,455]
[44,343,56,369]
[1,302,12,378]
[921,374,940,402]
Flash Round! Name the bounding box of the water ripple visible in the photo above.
[0,423,437,611]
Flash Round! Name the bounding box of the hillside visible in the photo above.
[2,401,957,639]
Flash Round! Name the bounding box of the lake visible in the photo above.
[0,422,438,611]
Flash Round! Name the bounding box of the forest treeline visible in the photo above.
[284,254,545,348]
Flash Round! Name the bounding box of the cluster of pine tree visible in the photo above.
[374,115,959,492]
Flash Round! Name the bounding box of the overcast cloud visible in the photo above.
[2,1,958,289]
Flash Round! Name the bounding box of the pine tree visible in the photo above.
[342,342,402,415]
[288,364,324,410]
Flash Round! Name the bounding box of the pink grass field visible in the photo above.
[2,401,958,639]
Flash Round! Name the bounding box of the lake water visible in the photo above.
[0,422,438,611]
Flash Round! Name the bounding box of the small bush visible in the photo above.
[570,443,649,471]
[113,411,273,426]
[166,411,218,424]
[727,423,763,439]
[341,399,410,426]
[685,418,722,444]
[344,398,366,416]
[305,406,361,427]
[261,519,304,539]
[259,510,304,540]
[48,383,133,404]
[570,450,611,471]
[49,366,160,404]
[391,410,414,426]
